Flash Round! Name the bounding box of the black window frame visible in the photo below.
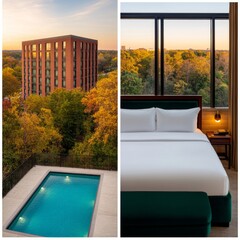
[121,13,229,108]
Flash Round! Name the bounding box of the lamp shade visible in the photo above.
[214,111,221,122]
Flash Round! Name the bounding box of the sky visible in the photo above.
[3,0,117,50]
[121,2,229,50]
[121,2,229,13]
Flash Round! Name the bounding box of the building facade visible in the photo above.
[22,35,98,99]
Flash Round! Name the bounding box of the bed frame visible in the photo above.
[121,95,231,227]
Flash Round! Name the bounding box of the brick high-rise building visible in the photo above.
[22,35,98,99]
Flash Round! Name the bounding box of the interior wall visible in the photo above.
[202,108,229,133]
[202,108,230,154]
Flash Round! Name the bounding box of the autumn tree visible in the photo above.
[25,94,49,114]
[15,111,62,160]
[71,71,117,161]
[98,50,117,74]
[121,49,155,94]
[121,50,138,74]
[3,67,21,97]
[83,71,117,145]
[3,94,62,177]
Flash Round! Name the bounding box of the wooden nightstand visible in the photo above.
[206,132,231,169]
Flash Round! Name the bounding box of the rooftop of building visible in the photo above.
[22,35,98,44]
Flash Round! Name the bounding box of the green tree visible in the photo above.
[121,71,143,95]
[47,88,86,152]
[3,107,21,176]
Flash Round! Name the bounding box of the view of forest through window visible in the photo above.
[121,18,229,107]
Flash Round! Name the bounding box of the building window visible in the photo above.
[46,61,50,68]
[46,43,51,51]
[46,86,51,94]
[39,44,42,51]
[46,69,51,77]
[73,41,76,49]
[32,61,36,67]
[63,41,66,49]
[55,79,58,87]
[32,84,36,94]
[62,79,66,87]
[121,13,229,107]
[55,42,58,50]
[46,78,50,85]
[62,51,66,59]
[32,52,37,58]
[46,52,51,60]
[32,44,36,51]
[39,85,42,95]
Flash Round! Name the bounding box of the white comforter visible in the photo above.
[121,131,229,196]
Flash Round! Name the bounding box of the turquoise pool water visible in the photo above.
[7,172,100,237]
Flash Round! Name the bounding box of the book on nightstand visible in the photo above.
[214,129,229,136]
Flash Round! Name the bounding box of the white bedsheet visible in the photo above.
[121,130,229,196]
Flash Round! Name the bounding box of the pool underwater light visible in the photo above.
[65,176,70,182]
[18,217,25,223]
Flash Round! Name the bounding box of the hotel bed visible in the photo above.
[121,130,229,196]
[121,96,231,229]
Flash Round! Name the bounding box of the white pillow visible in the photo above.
[121,108,156,132]
[156,107,200,132]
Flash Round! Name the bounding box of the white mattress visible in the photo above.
[121,130,229,196]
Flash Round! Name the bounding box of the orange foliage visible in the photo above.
[82,71,117,144]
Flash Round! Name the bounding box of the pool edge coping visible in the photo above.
[3,167,104,237]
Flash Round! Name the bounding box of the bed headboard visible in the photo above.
[121,96,202,129]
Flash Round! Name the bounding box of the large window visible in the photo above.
[164,20,211,106]
[215,20,229,107]
[121,19,155,95]
[121,12,229,107]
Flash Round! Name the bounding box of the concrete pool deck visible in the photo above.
[3,165,117,237]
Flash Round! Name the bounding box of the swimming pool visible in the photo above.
[6,172,100,237]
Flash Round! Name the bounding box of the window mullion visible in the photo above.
[160,18,164,95]
[155,18,159,95]
[210,18,216,107]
